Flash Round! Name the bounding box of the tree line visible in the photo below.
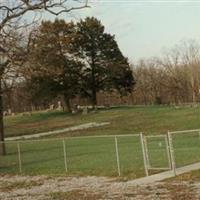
[6,39,200,114]
[133,40,200,105]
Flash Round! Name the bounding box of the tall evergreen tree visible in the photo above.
[75,17,135,106]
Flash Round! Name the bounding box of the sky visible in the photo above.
[43,0,200,62]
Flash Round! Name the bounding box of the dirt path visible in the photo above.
[0,175,199,200]
[5,122,110,141]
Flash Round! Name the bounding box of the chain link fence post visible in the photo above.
[143,136,151,169]
[167,131,176,176]
[17,142,22,173]
[140,133,149,176]
[165,135,172,170]
[114,136,121,176]
[62,139,68,173]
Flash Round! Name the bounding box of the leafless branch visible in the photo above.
[0,0,89,31]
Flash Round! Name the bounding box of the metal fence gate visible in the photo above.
[141,134,172,175]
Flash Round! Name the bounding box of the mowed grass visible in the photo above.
[0,136,145,178]
[0,132,200,178]
[1,106,200,178]
[4,105,200,137]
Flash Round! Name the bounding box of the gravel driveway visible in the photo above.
[0,175,199,200]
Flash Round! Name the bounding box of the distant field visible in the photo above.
[4,105,200,137]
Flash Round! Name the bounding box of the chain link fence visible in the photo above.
[168,129,200,169]
[0,130,200,177]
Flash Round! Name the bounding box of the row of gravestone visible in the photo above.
[47,101,63,111]
[48,102,109,115]
[46,103,110,115]
[3,101,111,116]
[3,102,63,116]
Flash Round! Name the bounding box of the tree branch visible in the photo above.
[0,0,89,30]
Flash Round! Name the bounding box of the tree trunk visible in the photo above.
[91,86,97,108]
[91,50,97,108]
[191,75,196,104]
[0,81,6,156]
[131,91,135,105]
[64,95,72,113]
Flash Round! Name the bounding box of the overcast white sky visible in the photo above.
[42,1,200,62]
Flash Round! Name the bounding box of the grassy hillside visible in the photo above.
[1,105,200,177]
[4,105,200,138]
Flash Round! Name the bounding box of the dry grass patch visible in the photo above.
[49,190,104,200]
[164,183,196,200]
[166,170,200,182]
[0,180,43,192]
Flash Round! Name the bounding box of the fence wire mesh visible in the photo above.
[170,130,200,168]
[0,129,200,177]
[20,140,64,174]
[117,135,144,178]
[0,142,18,174]
[144,136,170,170]
[65,137,117,176]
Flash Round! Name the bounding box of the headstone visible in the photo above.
[72,104,79,114]
[82,107,88,115]
[3,111,7,116]
[77,105,81,110]
[57,101,62,111]
[49,104,54,110]
[8,109,12,115]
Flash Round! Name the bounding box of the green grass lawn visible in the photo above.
[4,105,200,137]
[1,106,200,178]
[0,132,199,178]
[0,136,145,178]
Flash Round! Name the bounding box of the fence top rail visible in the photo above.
[169,129,200,134]
[3,133,140,144]
[145,134,167,138]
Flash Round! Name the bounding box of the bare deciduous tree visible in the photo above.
[0,0,89,155]
[133,40,200,106]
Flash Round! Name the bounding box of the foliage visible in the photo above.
[27,20,84,111]
[27,17,135,109]
[75,17,135,105]
[0,0,89,155]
